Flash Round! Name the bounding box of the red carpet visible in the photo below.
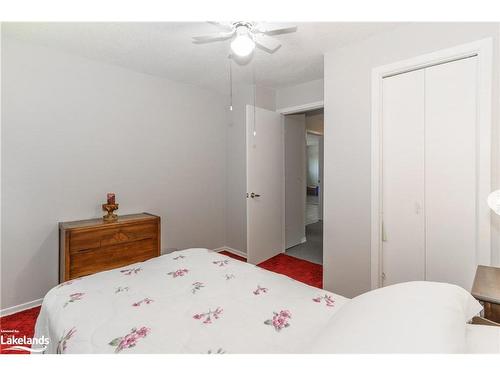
[221,251,323,288]
[1,252,321,354]
[0,306,41,354]
[257,254,323,289]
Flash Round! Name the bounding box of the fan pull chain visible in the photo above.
[228,54,233,112]
[252,50,257,137]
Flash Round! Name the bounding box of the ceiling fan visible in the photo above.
[193,21,297,57]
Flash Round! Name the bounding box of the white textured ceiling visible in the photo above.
[3,22,401,93]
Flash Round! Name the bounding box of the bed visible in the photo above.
[33,248,500,354]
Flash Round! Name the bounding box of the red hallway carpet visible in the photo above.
[0,252,322,354]
[221,251,323,289]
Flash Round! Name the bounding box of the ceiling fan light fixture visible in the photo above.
[230,29,255,57]
[193,22,295,57]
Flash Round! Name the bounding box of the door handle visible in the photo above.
[250,192,261,198]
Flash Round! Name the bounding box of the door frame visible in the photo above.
[284,114,307,249]
[277,103,324,254]
[276,101,324,115]
[370,38,493,290]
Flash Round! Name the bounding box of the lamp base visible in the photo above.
[102,203,119,222]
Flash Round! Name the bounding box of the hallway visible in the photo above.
[286,220,323,265]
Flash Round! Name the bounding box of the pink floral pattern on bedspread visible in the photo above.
[108,327,150,353]
[192,282,204,294]
[312,294,335,307]
[253,286,268,295]
[168,269,189,278]
[132,298,154,307]
[213,260,229,267]
[193,307,223,324]
[63,292,85,308]
[264,310,292,332]
[57,278,81,289]
[120,267,142,276]
[57,327,76,354]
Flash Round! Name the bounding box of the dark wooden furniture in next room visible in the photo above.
[471,265,500,326]
[59,213,161,282]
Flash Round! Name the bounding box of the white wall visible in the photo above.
[224,84,275,254]
[1,38,228,311]
[276,79,324,111]
[323,23,500,298]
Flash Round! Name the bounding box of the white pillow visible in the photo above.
[309,281,482,353]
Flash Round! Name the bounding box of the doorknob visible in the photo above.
[250,192,261,198]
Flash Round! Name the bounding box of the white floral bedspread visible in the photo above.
[34,248,348,354]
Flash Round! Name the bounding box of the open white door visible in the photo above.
[246,105,284,265]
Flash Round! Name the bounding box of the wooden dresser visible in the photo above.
[59,213,160,282]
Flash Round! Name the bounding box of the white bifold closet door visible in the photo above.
[424,57,478,289]
[382,56,478,290]
[382,69,426,286]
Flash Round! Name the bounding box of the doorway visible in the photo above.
[284,109,324,264]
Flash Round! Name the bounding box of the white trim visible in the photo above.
[306,129,323,136]
[281,115,286,254]
[371,38,493,290]
[284,236,308,251]
[245,105,252,260]
[0,298,42,317]
[213,247,247,259]
[276,101,324,115]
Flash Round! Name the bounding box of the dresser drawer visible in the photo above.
[69,238,157,279]
[59,213,161,282]
[484,302,500,324]
[70,222,157,253]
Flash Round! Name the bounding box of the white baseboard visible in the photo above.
[213,246,247,259]
[0,298,43,318]
[285,237,308,250]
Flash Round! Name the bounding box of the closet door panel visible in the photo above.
[425,57,478,290]
[382,70,425,286]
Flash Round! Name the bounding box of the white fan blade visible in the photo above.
[192,31,234,43]
[253,34,281,52]
[207,21,235,31]
[254,22,297,34]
